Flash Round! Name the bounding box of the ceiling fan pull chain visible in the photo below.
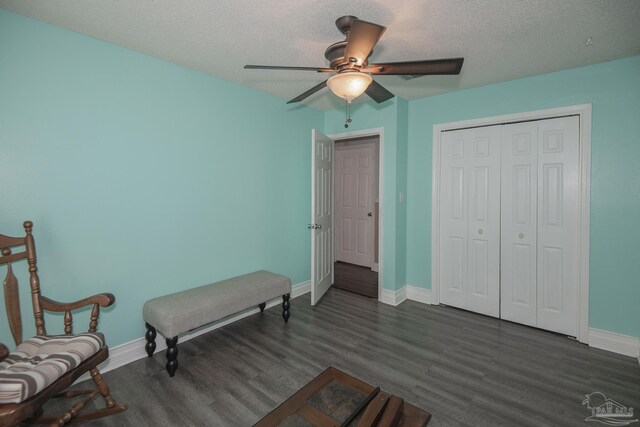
[344,100,353,128]
[344,100,349,128]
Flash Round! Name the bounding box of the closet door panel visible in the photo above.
[439,132,469,309]
[439,127,500,315]
[467,129,501,317]
[501,123,538,327]
[536,116,580,336]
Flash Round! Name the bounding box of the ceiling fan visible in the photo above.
[244,15,464,105]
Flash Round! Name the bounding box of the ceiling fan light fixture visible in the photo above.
[326,71,372,102]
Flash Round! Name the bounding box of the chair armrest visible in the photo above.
[40,293,116,312]
[0,343,9,362]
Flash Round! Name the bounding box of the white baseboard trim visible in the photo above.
[589,328,640,361]
[378,289,396,305]
[406,285,432,305]
[396,286,407,305]
[291,280,311,299]
[379,285,432,306]
[84,280,311,380]
[379,285,407,306]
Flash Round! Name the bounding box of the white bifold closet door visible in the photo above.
[439,126,501,317]
[439,116,580,337]
[501,116,580,336]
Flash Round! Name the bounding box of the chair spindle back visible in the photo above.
[0,221,46,346]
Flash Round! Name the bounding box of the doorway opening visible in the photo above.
[332,135,380,299]
[310,127,384,305]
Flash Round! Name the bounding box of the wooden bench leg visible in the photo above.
[145,323,157,357]
[166,336,179,377]
[259,302,266,312]
[282,293,290,322]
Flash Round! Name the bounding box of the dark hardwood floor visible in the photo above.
[45,289,640,426]
[332,261,378,298]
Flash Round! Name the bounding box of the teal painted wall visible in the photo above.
[0,10,323,347]
[406,55,640,338]
[395,99,409,288]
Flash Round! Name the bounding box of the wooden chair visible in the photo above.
[0,221,127,426]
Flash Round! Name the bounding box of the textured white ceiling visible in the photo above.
[1,0,639,110]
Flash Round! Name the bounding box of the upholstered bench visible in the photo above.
[142,270,291,376]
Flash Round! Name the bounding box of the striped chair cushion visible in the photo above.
[0,333,104,404]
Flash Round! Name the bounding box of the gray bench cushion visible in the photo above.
[142,270,291,338]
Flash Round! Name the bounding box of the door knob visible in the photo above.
[367,212,372,217]
[315,224,322,230]
[307,224,313,229]
[519,232,525,239]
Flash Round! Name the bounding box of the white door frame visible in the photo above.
[431,104,592,343]
[329,127,384,300]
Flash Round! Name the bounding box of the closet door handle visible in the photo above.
[518,232,525,239]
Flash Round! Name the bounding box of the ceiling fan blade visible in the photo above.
[287,80,328,104]
[343,19,386,66]
[244,65,334,73]
[363,58,464,75]
[365,80,395,103]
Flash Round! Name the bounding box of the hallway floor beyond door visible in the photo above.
[332,261,378,298]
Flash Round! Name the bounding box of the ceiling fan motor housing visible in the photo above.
[325,41,348,69]
[325,16,370,71]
